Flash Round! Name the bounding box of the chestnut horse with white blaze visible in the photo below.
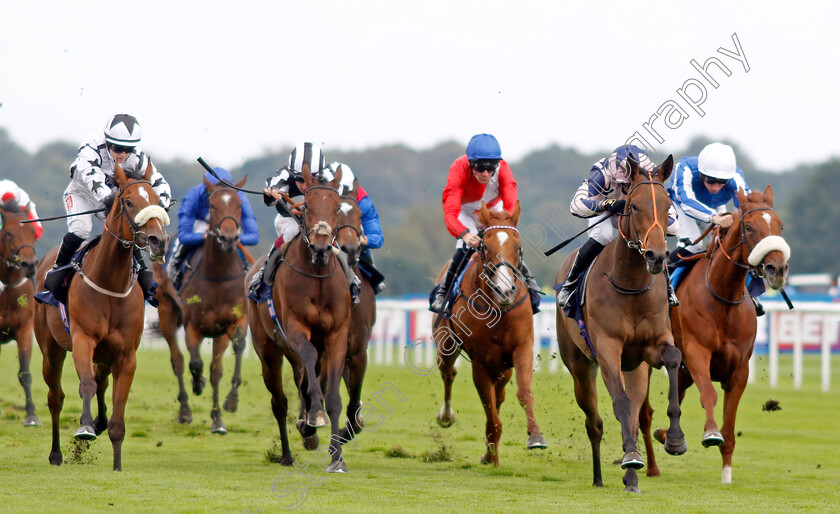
[33,162,169,471]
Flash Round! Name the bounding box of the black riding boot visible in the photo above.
[334,249,361,305]
[51,233,85,270]
[556,238,604,309]
[430,247,473,313]
[753,297,765,317]
[518,258,542,313]
[249,243,282,303]
[663,266,680,307]
[168,242,191,290]
[134,247,158,307]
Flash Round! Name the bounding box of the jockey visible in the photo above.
[430,133,542,315]
[0,180,43,294]
[47,114,172,305]
[667,142,763,315]
[248,142,364,303]
[555,145,681,310]
[167,166,260,290]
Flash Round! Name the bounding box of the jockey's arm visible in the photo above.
[238,192,260,246]
[358,196,383,249]
[177,187,206,246]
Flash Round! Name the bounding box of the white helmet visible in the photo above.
[104,114,142,146]
[288,142,326,174]
[698,143,736,180]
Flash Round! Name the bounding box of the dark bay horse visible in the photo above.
[247,164,351,471]
[433,201,546,467]
[644,186,789,483]
[0,202,39,426]
[154,177,250,433]
[554,155,685,492]
[33,162,169,470]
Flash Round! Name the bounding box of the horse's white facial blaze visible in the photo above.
[721,465,732,484]
[138,188,150,203]
[762,212,772,228]
[221,192,233,206]
[339,202,353,215]
[494,266,515,299]
[496,232,509,247]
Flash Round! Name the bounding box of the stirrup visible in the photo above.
[430,291,447,313]
[556,283,575,308]
[668,290,680,307]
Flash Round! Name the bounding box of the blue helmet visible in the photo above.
[466,134,502,161]
[204,166,232,185]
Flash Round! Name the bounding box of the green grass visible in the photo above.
[0,341,838,513]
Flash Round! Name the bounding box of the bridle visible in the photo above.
[0,214,35,270]
[104,179,159,250]
[299,185,341,251]
[617,171,669,254]
[206,187,242,244]
[335,194,363,244]
[477,225,522,284]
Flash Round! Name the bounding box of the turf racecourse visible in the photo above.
[0,340,838,513]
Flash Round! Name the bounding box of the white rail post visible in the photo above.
[793,313,803,390]
[769,310,780,388]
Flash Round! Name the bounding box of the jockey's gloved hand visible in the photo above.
[602,199,626,214]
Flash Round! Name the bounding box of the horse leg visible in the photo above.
[339,344,367,442]
[622,364,651,493]
[653,362,694,446]
[108,352,137,471]
[512,344,546,449]
[719,361,749,484]
[184,324,206,396]
[639,373,660,477]
[290,353,319,449]
[16,333,41,427]
[223,323,247,413]
[295,337,329,429]
[597,346,644,472]
[472,363,501,466]
[435,339,459,428]
[160,302,191,423]
[70,334,99,440]
[323,333,349,473]
[658,342,688,455]
[41,342,67,465]
[682,341,722,448]
[209,335,229,435]
[259,343,294,465]
[93,364,110,435]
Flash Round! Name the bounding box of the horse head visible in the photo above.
[621,153,674,274]
[0,202,37,279]
[301,162,341,267]
[336,173,363,267]
[204,176,246,254]
[736,186,790,290]
[111,160,170,261]
[477,200,522,306]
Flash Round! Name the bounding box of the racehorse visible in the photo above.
[433,200,547,467]
[247,164,351,471]
[644,185,789,484]
[33,161,169,470]
[0,202,39,426]
[154,177,250,433]
[554,154,685,492]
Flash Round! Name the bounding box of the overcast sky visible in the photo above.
[1,1,836,173]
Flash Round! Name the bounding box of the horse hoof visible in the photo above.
[327,460,347,473]
[653,428,667,445]
[665,435,688,455]
[436,415,454,428]
[646,466,661,477]
[296,420,320,449]
[49,452,63,466]
[192,376,206,396]
[178,406,193,424]
[620,451,644,470]
[624,485,641,494]
[94,420,108,436]
[306,411,329,428]
[702,430,724,448]
[436,406,455,428]
[75,425,97,440]
[222,394,238,413]
[23,415,41,427]
[211,423,228,435]
[527,434,548,449]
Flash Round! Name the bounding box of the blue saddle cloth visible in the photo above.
[428,259,475,316]
[553,257,598,358]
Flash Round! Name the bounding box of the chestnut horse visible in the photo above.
[433,201,547,467]
[644,186,789,483]
[33,162,169,470]
[554,155,685,492]
[153,178,250,433]
[0,202,39,426]
[247,164,351,471]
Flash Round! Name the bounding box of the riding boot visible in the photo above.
[753,297,765,317]
[334,248,360,305]
[664,266,680,307]
[134,247,158,307]
[51,233,85,271]
[249,243,282,303]
[168,242,189,290]
[556,238,604,309]
[518,258,542,314]
[431,247,473,313]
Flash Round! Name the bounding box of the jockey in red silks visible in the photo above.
[431,133,541,314]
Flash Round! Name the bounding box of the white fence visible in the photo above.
[370,298,840,392]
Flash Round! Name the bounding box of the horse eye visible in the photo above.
[745,224,752,232]
[125,199,133,208]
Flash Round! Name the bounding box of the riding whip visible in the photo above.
[22,207,106,223]
[543,212,616,257]
[197,157,298,220]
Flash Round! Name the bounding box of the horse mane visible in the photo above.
[0,199,22,213]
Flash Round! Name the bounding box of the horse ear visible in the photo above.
[737,187,748,208]
[332,164,343,190]
[511,200,521,226]
[763,184,774,207]
[479,201,491,225]
[114,161,128,187]
[143,158,154,181]
[302,162,314,186]
[204,177,214,190]
[659,154,674,182]
[235,175,248,189]
[626,153,639,181]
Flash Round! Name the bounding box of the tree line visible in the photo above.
[0,127,836,295]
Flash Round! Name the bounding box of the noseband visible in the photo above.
[207,188,242,244]
[618,172,668,254]
[104,179,169,250]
